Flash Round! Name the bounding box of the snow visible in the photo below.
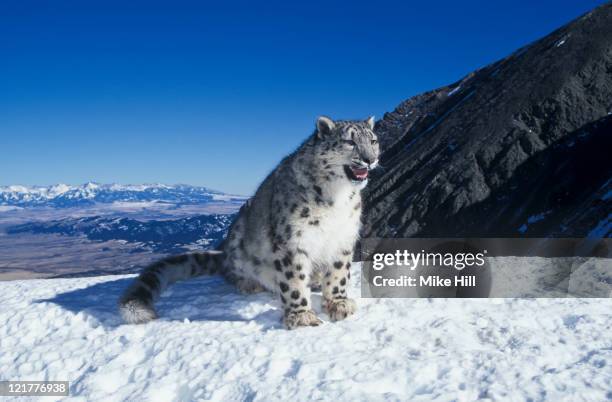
[0,206,22,212]
[48,184,72,197]
[555,34,570,48]
[4,185,31,193]
[0,183,246,210]
[447,85,461,96]
[108,201,167,211]
[1,263,611,401]
[555,33,572,47]
[108,183,171,192]
[211,194,250,202]
[0,183,219,199]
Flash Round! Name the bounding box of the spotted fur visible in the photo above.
[119,116,380,329]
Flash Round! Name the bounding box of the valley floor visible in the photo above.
[0,264,610,401]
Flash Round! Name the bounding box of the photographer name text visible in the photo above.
[372,275,477,287]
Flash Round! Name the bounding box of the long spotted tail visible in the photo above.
[119,251,223,324]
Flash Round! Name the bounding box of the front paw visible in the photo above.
[284,310,323,329]
[324,298,357,321]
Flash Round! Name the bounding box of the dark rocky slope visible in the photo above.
[364,3,612,238]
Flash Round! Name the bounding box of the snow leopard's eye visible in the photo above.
[371,139,378,145]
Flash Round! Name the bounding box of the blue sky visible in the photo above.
[0,0,606,195]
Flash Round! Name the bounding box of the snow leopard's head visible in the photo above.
[315,116,380,185]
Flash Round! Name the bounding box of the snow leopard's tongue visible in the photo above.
[350,166,368,180]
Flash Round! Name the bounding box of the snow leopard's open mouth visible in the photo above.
[344,164,369,182]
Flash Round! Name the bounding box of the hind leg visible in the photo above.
[236,277,266,294]
[223,269,265,294]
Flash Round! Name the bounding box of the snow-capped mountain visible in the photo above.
[0,183,248,208]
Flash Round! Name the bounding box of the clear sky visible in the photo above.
[0,0,606,195]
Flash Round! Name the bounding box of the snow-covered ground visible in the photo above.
[1,264,611,402]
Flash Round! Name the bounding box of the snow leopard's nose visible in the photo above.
[363,157,379,169]
[353,156,377,169]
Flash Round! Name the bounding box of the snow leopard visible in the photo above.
[119,116,380,329]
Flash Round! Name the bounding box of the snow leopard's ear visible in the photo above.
[365,116,375,130]
[316,116,336,138]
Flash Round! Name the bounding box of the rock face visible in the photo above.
[364,3,612,238]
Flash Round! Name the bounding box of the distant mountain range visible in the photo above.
[365,3,612,238]
[7,214,235,253]
[0,183,248,208]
